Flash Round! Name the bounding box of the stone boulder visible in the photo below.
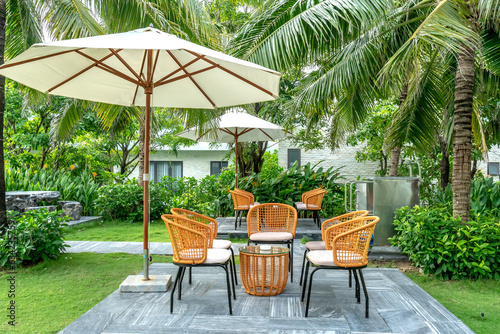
[58,201,83,221]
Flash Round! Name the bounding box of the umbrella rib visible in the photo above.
[109,49,146,86]
[153,52,206,86]
[166,50,215,108]
[132,51,148,105]
[48,50,138,93]
[0,48,84,69]
[71,50,142,87]
[258,128,275,141]
[155,66,217,87]
[185,50,275,97]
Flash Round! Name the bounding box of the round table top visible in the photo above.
[239,245,289,255]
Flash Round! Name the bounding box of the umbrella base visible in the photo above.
[119,274,171,293]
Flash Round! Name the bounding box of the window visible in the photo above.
[211,161,228,176]
[488,162,500,176]
[150,161,183,182]
[288,149,301,168]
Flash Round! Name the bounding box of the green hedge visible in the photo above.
[1,210,70,267]
[94,162,346,222]
[390,205,500,279]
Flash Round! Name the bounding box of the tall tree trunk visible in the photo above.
[389,146,401,176]
[389,84,408,177]
[452,46,475,223]
[138,120,145,186]
[0,0,6,230]
[438,135,450,191]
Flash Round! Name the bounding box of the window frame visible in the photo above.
[487,162,500,176]
[287,148,301,168]
[150,161,183,182]
[210,161,228,176]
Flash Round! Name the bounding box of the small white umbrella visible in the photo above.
[0,27,281,280]
[177,110,288,186]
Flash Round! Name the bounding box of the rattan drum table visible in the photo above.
[239,245,289,296]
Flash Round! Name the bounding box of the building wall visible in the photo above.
[477,145,500,176]
[277,139,380,181]
[129,149,232,180]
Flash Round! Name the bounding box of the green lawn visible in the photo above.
[63,219,171,242]
[407,272,500,334]
[0,253,172,334]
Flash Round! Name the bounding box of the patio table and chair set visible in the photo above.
[161,187,380,319]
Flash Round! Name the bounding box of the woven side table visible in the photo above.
[239,245,289,296]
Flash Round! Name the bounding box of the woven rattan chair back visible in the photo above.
[161,214,212,264]
[230,189,253,210]
[302,188,327,209]
[247,203,297,236]
[170,208,218,241]
[321,210,369,249]
[325,216,379,268]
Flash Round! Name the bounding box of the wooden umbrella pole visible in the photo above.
[235,134,239,189]
[143,50,153,281]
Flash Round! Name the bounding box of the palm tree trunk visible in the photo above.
[452,46,475,223]
[389,84,408,177]
[438,135,450,191]
[0,0,7,230]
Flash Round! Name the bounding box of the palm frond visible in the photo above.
[44,0,105,39]
[5,0,43,59]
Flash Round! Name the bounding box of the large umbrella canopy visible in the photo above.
[0,27,281,280]
[177,110,288,186]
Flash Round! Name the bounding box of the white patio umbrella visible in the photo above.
[0,27,281,280]
[177,110,288,187]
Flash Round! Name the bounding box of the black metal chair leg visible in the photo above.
[223,264,233,315]
[352,269,360,303]
[290,241,294,282]
[299,249,308,286]
[230,247,238,285]
[301,260,310,301]
[359,270,369,318]
[305,267,320,317]
[234,211,239,229]
[189,266,192,285]
[178,266,186,300]
[349,269,352,288]
[170,266,182,313]
[228,259,236,300]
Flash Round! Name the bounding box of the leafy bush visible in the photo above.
[94,180,143,222]
[390,205,500,279]
[426,176,500,219]
[1,209,70,267]
[6,168,99,215]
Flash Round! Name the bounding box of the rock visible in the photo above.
[6,191,61,212]
[24,206,58,212]
[58,201,83,221]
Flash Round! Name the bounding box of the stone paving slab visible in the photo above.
[60,264,474,334]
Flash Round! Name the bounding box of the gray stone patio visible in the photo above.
[60,240,473,333]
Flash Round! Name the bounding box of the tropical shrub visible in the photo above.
[1,210,70,267]
[6,168,99,215]
[94,180,143,222]
[390,205,500,279]
[426,176,500,219]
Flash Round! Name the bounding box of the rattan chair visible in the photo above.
[230,188,260,229]
[299,210,370,286]
[301,216,379,318]
[170,208,237,285]
[294,188,327,227]
[161,214,236,315]
[247,203,297,281]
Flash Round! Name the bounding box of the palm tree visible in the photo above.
[228,0,500,222]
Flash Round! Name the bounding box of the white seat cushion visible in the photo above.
[212,239,232,249]
[205,248,232,264]
[178,248,231,264]
[305,240,325,251]
[249,232,294,242]
[307,250,362,266]
[294,202,319,210]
